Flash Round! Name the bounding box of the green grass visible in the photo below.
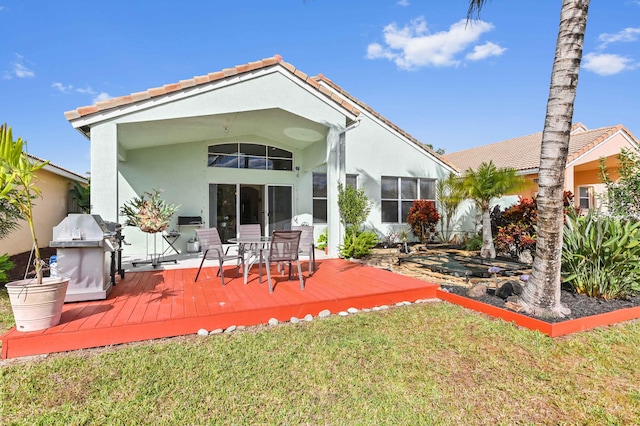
[2,295,640,425]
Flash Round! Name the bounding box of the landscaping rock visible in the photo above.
[467,283,488,298]
[372,306,381,311]
[304,314,313,322]
[519,250,533,265]
[209,328,224,335]
[290,317,300,324]
[197,328,209,336]
[505,301,526,312]
[347,307,359,314]
[338,311,349,316]
[268,318,279,326]
[318,309,331,318]
[495,280,524,300]
[224,325,237,333]
[380,305,389,310]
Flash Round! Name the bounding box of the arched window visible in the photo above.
[208,143,293,171]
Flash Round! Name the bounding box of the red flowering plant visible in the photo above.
[406,199,440,244]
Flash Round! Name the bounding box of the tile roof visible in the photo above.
[64,54,456,172]
[443,125,631,172]
[64,55,360,121]
[311,75,459,172]
[28,153,88,182]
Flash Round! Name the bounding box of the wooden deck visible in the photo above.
[1,259,438,359]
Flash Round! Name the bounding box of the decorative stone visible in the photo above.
[268,318,279,326]
[395,302,405,307]
[402,301,412,306]
[197,328,209,336]
[338,311,349,316]
[237,325,246,331]
[467,283,488,298]
[519,250,533,265]
[372,306,381,311]
[209,328,224,335]
[505,301,526,312]
[347,307,359,314]
[496,280,524,300]
[290,316,300,324]
[224,325,237,333]
[380,305,389,310]
[362,308,371,313]
[304,314,313,322]
[318,309,331,318]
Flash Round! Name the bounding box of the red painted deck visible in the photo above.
[1,259,439,359]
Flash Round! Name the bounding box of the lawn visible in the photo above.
[2,291,640,425]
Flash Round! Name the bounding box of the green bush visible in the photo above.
[0,253,14,284]
[465,233,483,251]
[339,229,378,259]
[562,211,640,299]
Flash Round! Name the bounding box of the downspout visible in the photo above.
[327,118,361,258]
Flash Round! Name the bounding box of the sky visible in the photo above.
[1,0,639,175]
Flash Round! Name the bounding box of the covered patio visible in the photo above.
[1,258,439,359]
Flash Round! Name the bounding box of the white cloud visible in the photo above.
[52,82,73,93]
[582,53,637,75]
[397,0,410,6]
[598,27,640,49]
[466,41,506,61]
[7,54,34,79]
[366,17,503,69]
[92,92,111,103]
[75,86,95,95]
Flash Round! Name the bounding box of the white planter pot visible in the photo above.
[6,277,70,332]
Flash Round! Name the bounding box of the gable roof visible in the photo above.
[28,153,88,183]
[312,75,458,172]
[64,55,455,172]
[443,124,639,173]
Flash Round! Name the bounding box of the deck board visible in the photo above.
[1,259,438,359]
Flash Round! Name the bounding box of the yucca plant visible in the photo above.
[562,210,640,299]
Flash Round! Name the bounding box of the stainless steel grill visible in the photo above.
[50,214,122,302]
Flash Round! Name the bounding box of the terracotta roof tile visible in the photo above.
[179,79,196,89]
[443,125,630,172]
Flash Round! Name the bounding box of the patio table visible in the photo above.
[228,236,271,284]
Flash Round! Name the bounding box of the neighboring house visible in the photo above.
[64,55,457,257]
[0,156,88,257]
[444,123,640,212]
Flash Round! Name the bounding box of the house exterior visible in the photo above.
[64,55,457,257]
[0,156,88,256]
[444,123,640,212]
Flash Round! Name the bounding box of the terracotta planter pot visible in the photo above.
[6,277,69,332]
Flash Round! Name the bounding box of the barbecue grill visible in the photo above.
[50,214,123,302]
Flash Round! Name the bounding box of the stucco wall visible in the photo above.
[0,169,76,257]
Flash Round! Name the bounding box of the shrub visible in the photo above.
[339,229,378,259]
[465,233,483,251]
[406,200,440,244]
[0,253,14,284]
[562,210,640,299]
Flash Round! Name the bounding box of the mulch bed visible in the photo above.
[2,247,57,285]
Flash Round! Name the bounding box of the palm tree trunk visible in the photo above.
[481,207,495,258]
[518,0,590,317]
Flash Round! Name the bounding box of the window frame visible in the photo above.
[381,176,437,224]
[208,143,294,171]
[312,173,328,224]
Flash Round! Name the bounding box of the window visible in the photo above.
[313,173,327,224]
[346,174,358,189]
[381,177,436,223]
[208,143,293,171]
[578,186,593,210]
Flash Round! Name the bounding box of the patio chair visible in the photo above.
[238,223,263,256]
[260,230,303,293]
[194,227,244,285]
[292,225,315,276]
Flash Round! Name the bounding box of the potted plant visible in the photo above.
[0,123,70,332]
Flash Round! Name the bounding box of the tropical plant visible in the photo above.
[316,229,328,250]
[0,253,15,284]
[492,197,538,259]
[120,189,179,233]
[436,173,464,243]
[0,123,49,283]
[456,161,526,259]
[599,148,640,220]
[562,210,640,299]
[468,0,590,317]
[0,198,22,240]
[337,183,376,258]
[406,199,440,244]
[70,179,91,213]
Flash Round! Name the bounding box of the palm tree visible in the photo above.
[468,0,590,317]
[458,161,526,258]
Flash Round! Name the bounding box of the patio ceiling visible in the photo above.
[116,108,329,152]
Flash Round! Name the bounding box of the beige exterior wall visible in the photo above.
[0,169,77,257]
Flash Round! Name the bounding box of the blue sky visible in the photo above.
[1,0,639,175]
